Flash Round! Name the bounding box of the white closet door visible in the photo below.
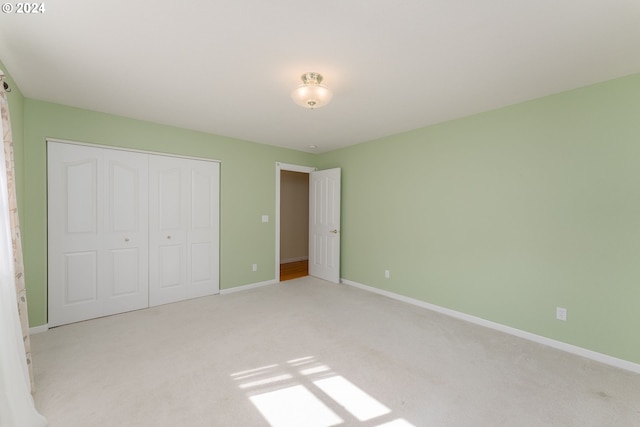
[48,142,149,327]
[103,149,149,315]
[149,155,188,306]
[149,155,219,306]
[48,143,101,327]
[187,159,220,298]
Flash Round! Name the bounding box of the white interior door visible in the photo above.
[149,155,219,306]
[48,142,148,327]
[309,168,341,283]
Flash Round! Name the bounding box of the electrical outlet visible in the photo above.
[556,307,567,321]
[384,270,390,279]
[252,264,258,272]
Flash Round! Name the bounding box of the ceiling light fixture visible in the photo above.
[291,72,333,109]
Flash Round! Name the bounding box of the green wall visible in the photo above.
[20,99,314,327]
[4,56,640,365]
[317,74,640,364]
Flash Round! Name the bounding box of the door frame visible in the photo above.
[46,138,224,162]
[275,162,316,282]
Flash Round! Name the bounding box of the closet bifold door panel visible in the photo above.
[148,155,220,307]
[47,142,149,327]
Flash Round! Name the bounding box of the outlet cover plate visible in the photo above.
[556,307,567,321]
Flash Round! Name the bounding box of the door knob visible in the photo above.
[167,235,172,239]
[124,238,130,242]
[330,229,339,234]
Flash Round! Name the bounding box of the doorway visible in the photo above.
[276,163,315,282]
[275,162,341,283]
[279,170,309,281]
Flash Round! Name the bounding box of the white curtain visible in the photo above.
[0,71,46,427]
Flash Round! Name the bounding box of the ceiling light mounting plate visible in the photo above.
[301,72,322,85]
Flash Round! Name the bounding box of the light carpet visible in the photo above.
[31,277,640,427]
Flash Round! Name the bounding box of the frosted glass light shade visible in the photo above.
[291,72,333,109]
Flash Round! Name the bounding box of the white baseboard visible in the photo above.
[280,256,308,264]
[220,279,277,295]
[29,281,280,332]
[341,278,640,374]
[29,324,49,334]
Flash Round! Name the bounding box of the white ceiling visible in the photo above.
[1,0,639,153]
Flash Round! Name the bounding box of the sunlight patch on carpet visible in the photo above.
[232,356,416,427]
[249,385,343,427]
[313,375,390,421]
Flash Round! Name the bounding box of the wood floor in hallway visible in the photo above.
[280,259,308,281]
